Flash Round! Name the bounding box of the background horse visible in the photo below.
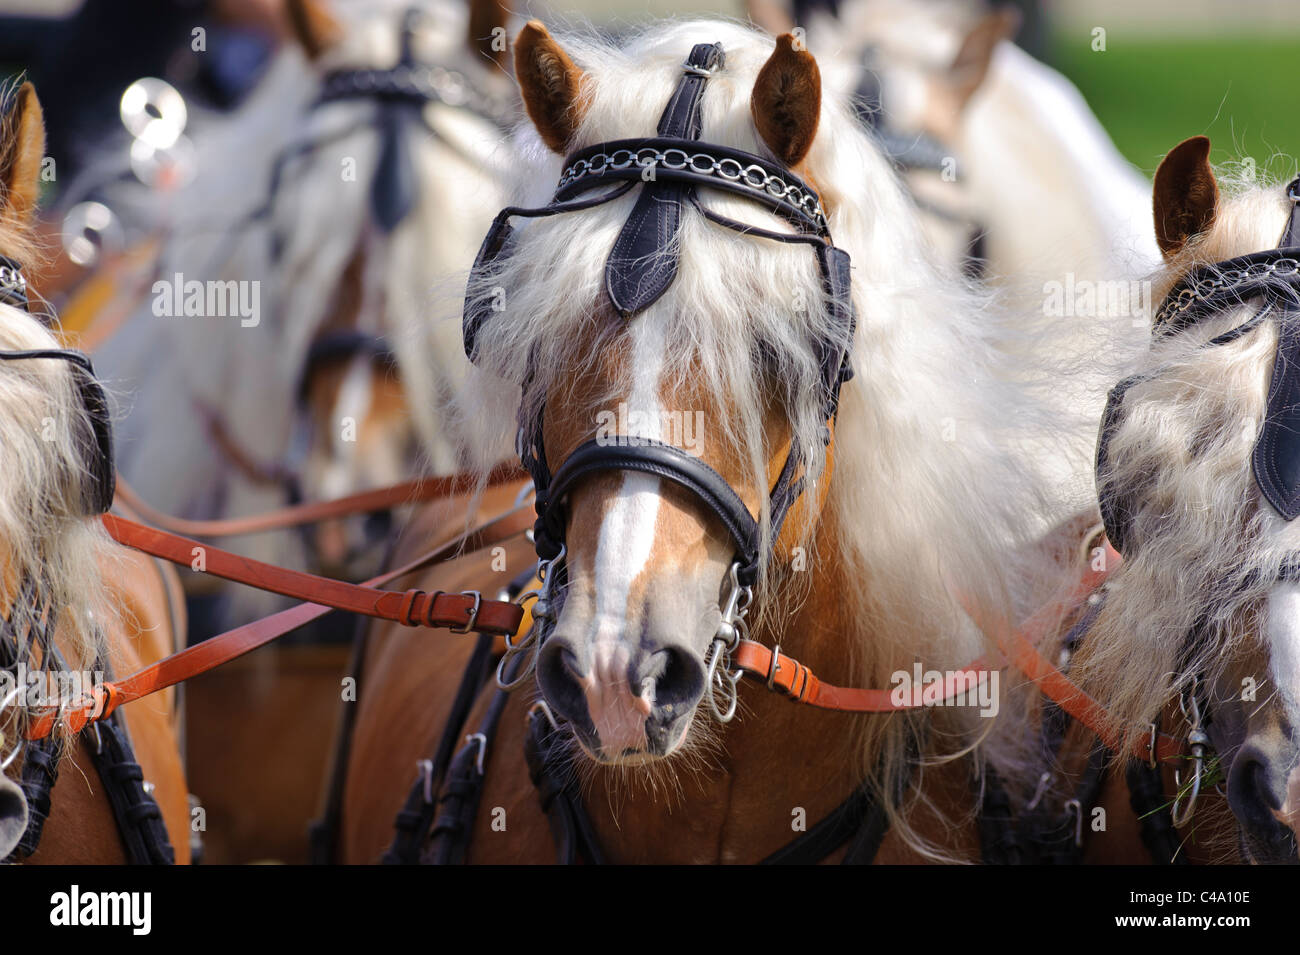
[0,82,190,864]
[334,17,1098,864]
[748,0,1160,287]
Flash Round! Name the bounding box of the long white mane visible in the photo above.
[0,301,115,698]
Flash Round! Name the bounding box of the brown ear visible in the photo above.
[947,7,1020,112]
[468,0,511,69]
[0,82,46,226]
[286,0,343,60]
[746,0,795,37]
[514,21,586,154]
[752,33,821,167]
[1153,135,1218,258]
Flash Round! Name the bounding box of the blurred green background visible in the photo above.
[1051,27,1300,180]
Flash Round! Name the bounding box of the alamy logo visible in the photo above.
[50,885,151,935]
[152,272,260,327]
[0,663,106,715]
[1043,273,1152,322]
[889,664,999,717]
[594,403,705,457]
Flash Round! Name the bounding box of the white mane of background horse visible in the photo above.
[800,0,1161,284]
[273,0,519,484]
[80,0,517,620]
[462,18,1099,849]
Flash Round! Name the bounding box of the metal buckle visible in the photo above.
[681,63,717,77]
[1171,690,1208,827]
[465,732,487,775]
[766,644,782,690]
[449,591,482,633]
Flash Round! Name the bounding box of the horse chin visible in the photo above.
[569,715,694,766]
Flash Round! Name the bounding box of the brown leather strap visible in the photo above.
[731,536,1183,764]
[112,462,526,537]
[25,505,534,740]
[99,514,524,633]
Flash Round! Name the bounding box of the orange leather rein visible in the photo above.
[23,493,534,740]
[27,473,1182,768]
[726,537,1183,765]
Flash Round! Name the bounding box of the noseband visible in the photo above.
[464,42,858,718]
[0,257,115,516]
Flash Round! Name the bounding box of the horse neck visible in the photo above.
[959,45,1158,280]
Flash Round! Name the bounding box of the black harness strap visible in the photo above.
[85,711,175,865]
[309,615,373,865]
[522,703,606,865]
[379,561,537,864]
[381,629,495,865]
[1125,760,1188,866]
[976,766,1022,865]
[422,684,511,865]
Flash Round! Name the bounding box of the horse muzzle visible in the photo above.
[536,629,706,762]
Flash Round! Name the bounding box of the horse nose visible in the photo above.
[1226,743,1300,859]
[536,635,706,758]
[0,773,28,860]
[1228,744,1283,831]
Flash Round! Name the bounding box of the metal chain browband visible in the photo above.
[555,140,830,231]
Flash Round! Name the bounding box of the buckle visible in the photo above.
[449,591,482,633]
[766,644,782,690]
[682,62,717,77]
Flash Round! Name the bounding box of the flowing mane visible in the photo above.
[460,19,1096,855]
[1079,173,1300,755]
[0,270,114,739]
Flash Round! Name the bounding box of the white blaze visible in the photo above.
[586,322,665,752]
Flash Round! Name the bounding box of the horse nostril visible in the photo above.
[1228,746,1283,831]
[641,646,705,712]
[536,638,593,730]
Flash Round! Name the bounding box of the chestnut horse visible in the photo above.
[331,19,1102,864]
[0,83,190,864]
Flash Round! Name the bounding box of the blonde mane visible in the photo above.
[0,293,116,742]
[461,19,1098,858]
[1080,172,1299,756]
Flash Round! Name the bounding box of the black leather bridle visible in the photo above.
[0,256,115,516]
[464,40,856,587]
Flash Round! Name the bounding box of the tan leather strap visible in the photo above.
[112,462,526,537]
[25,505,534,740]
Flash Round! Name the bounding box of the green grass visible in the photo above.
[1049,28,1300,180]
